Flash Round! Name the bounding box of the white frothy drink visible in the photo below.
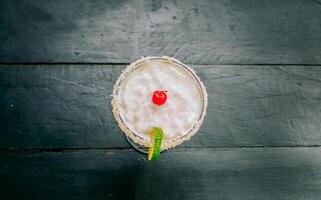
[112,57,207,149]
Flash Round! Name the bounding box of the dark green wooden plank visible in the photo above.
[1,0,321,64]
[1,147,321,200]
[1,64,321,148]
[0,65,128,148]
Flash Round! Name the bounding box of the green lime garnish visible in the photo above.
[148,127,163,161]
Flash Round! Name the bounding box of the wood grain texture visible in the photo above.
[1,147,321,200]
[1,64,321,148]
[1,0,321,64]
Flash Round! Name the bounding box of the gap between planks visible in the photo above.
[1,63,321,66]
[2,145,321,153]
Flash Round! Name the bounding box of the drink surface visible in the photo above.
[117,59,203,144]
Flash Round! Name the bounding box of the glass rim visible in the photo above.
[112,56,208,149]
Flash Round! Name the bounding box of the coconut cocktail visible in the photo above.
[112,56,207,160]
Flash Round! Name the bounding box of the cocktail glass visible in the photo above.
[112,56,207,153]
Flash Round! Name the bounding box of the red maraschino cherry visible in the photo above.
[152,90,167,106]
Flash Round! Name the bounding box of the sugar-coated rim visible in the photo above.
[111,56,208,150]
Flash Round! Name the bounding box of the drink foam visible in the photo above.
[117,59,203,144]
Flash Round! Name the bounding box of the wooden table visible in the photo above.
[1,0,321,199]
